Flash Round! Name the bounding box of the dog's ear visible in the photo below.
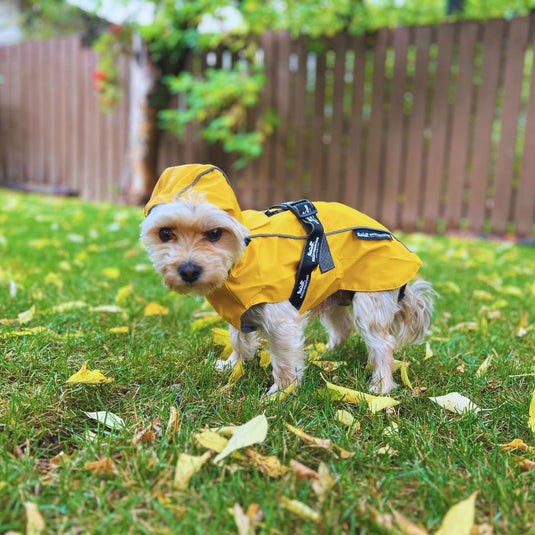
[223,217,250,248]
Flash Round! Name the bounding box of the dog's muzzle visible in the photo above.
[178,262,202,284]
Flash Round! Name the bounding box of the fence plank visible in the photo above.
[466,19,504,233]
[422,23,456,233]
[381,26,409,228]
[514,21,535,237]
[291,37,308,200]
[362,28,388,216]
[400,26,432,231]
[273,31,291,202]
[326,33,347,201]
[256,31,276,208]
[490,16,530,234]
[310,51,327,200]
[444,21,478,229]
[343,35,366,208]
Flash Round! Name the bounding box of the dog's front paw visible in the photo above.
[215,353,239,372]
[369,378,398,395]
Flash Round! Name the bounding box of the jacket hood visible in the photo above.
[144,164,243,223]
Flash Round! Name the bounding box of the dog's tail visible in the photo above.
[392,280,437,349]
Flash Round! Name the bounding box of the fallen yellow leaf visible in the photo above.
[212,327,230,346]
[214,414,268,463]
[84,457,117,475]
[500,438,535,453]
[115,284,133,305]
[529,389,535,433]
[174,451,212,490]
[66,362,113,384]
[335,409,358,428]
[244,449,288,478]
[310,360,343,372]
[281,497,320,523]
[430,392,480,414]
[109,326,129,334]
[516,312,529,337]
[258,349,272,369]
[312,462,337,497]
[227,360,245,383]
[285,422,355,458]
[393,359,413,389]
[190,315,222,330]
[323,379,400,413]
[166,406,181,438]
[144,302,169,316]
[475,355,492,377]
[194,431,229,453]
[263,381,296,402]
[101,267,120,279]
[25,502,45,535]
[435,492,477,535]
[18,305,36,324]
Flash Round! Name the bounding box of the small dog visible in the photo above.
[141,164,436,395]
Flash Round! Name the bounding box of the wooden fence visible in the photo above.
[1,16,535,237]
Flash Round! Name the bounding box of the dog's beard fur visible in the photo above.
[141,198,437,395]
[141,200,248,295]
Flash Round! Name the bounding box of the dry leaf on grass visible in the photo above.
[190,315,222,330]
[66,362,113,384]
[244,449,288,477]
[84,457,117,475]
[115,284,133,305]
[229,503,263,535]
[132,417,161,446]
[258,349,271,369]
[435,492,478,535]
[529,388,535,433]
[500,438,534,453]
[263,381,296,403]
[174,451,212,490]
[475,355,492,377]
[83,411,125,430]
[101,267,120,279]
[194,431,229,453]
[165,406,181,438]
[393,359,413,389]
[512,457,535,471]
[25,502,45,535]
[371,507,429,535]
[285,423,354,458]
[280,497,320,523]
[109,326,129,333]
[323,378,400,413]
[18,305,36,324]
[429,392,480,414]
[334,409,360,429]
[144,302,169,316]
[214,414,268,463]
[289,460,319,480]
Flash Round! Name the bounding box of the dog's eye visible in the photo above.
[159,227,173,242]
[205,228,222,242]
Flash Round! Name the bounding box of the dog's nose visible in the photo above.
[178,262,202,283]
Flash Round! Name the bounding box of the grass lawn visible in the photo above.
[0,188,534,534]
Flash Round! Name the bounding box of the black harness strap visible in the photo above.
[265,199,334,310]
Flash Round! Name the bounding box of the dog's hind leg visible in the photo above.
[352,290,400,394]
[215,325,259,372]
[319,304,354,351]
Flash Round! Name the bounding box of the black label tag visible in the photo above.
[354,228,392,241]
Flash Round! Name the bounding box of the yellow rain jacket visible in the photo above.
[145,164,422,333]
